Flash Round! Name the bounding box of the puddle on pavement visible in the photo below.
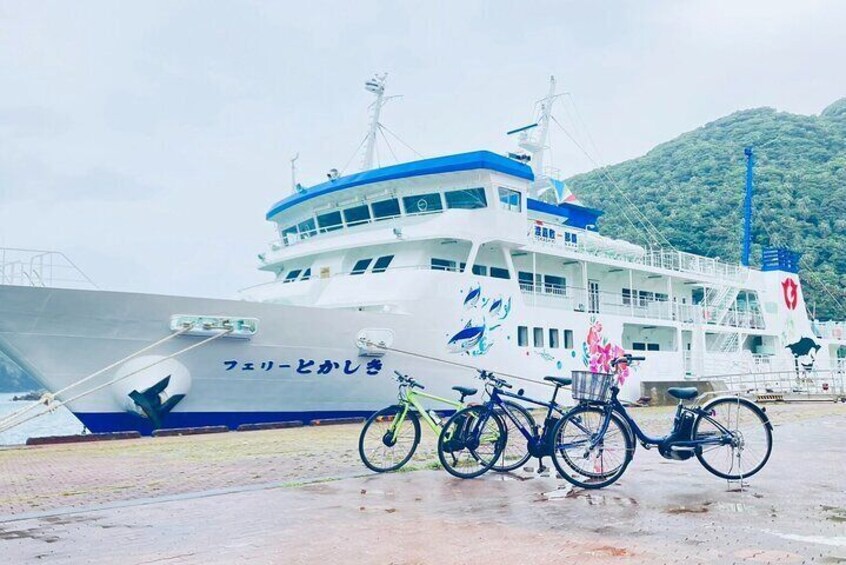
[764,529,846,548]
[539,487,637,507]
[665,505,709,514]
[710,501,753,513]
[0,526,60,544]
[822,505,846,523]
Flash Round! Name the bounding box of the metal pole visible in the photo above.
[742,147,754,267]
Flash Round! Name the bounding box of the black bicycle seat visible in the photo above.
[452,386,477,397]
[543,376,572,387]
[667,387,698,400]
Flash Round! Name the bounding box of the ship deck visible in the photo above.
[1,403,844,563]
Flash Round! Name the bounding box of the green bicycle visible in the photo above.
[358,371,478,472]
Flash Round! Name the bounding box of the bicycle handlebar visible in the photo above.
[393,370,424,389]
[611,354,646,368]
[476,369,512,389]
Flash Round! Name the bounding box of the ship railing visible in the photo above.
[0,248,98,290]
[700,367,846,400]
[712,308,766,330]
[514,282,762,329]
[527,220,750,283]
[813,320,846,341]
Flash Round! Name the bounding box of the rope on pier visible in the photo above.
[0,326,233,434]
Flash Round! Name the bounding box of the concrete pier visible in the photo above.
[0,403,844,563]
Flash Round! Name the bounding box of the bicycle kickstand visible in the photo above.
[537,456,549,476]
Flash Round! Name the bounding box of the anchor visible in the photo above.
[128,375,185,429]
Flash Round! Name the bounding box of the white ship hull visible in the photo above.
[0,275,699,434]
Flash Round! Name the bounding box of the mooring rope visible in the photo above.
[0,326,195,431]
[359,339,557,389]
[0,327,232,434]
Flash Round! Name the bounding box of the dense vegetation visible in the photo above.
[567,98,846,320]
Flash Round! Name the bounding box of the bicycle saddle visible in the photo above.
[667,387,698,400]
[543,376,572,387]
[452,386,477,397]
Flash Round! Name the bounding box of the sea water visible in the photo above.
[0,393,82,446]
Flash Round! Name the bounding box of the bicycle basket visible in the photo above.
[570,371,615,403]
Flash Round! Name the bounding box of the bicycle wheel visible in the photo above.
[551,405,633,489]
[491,401,534,472]
[358,405,421,473]
[693,397,772,480]
[438,405,506,479]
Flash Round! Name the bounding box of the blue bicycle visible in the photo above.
[550,354,774,489]
[438,370,575,478]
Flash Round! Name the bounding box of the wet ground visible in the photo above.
[0,403,844,563]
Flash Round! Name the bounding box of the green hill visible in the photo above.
[566,99,846,320]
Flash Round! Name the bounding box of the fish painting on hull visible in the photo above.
[448,322,486,353]
[464,286,481,308]
[448,285,512,356]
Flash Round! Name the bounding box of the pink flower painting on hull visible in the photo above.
[582,317,630,385]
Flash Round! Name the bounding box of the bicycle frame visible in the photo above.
[483,385,568,454]
[588,392,736,452]
[390,387,464,441]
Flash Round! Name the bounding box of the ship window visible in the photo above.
[284,269,301,283]
[372,255,394,273]
[498,187,521,212]
[317,211,343,232]
[281,225,299,245]
[655,293,668,302]
[343,204,371,227]
[517,326,528,347]
[638,291,654,307]
[445,187,487,210]
[431,258,456,272]
[472,264,488,276]
[518,271,535,291]
[371,198,401,220]
[563,329,574,349]
[647,343,660,351]
[533,327,544,348]
[490,267,510,280]
[297,218,317,239]
[403,193,443,215]
[544,275,566,295]
[622,288,632,306]
[300,268,311,281]
[351,258,372,275]
[632,342,647,351]
[549,329,560,349]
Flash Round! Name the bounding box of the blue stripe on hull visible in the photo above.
[74,410,376,436]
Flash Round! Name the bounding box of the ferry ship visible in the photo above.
[1,76,844,435]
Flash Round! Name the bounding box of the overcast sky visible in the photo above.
[2,1,845,298]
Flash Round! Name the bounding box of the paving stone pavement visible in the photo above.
[0,403,844,563]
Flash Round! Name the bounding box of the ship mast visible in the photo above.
[290,153,300,194]
[362,74,388,171]
[519,76,558,179]
[510,76,566,199]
